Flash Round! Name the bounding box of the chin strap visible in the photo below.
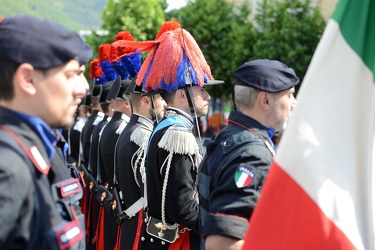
[184,85,203,153]
[180,21,203,153]
[150,95,159,124]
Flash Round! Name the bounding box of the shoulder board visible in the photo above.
[116,121,128,135]
[93,116,103,126]
[72,119,85,132]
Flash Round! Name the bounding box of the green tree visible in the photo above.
[170,0,256,99]
[83,0,167,82]
[253,0,326,91]
[101,0,166,41]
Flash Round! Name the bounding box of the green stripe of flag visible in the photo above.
[332,0,375,79]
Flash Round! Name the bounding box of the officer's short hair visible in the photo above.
[0,56,19,101]
[234,84,261,111]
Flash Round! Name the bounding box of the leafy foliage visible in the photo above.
[2,0,326,98]
[253,0,326,91]
[83,0,167,82]
[0,0,105,31]
[173,0,256,98]
[101,0,166,42]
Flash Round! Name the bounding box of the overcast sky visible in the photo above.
[166,0,187,11]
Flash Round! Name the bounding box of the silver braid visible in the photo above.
[160,152,179,230]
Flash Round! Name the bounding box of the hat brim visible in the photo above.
[206,79,225,86]
[141,89,165,96]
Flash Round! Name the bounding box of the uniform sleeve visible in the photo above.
[0,147,34,246]
[202,143,271,240]
[164,153,200,232]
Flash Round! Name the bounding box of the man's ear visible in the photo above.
[258,91,271,111]
[14,63,37,96]
[125,99,132,108]
[142,96,150,105]
[176,89,185,102]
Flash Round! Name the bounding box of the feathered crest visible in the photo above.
[155,21,181,39]
[112,21,181,58]
[98,44,117,82]
[112,21,212,93]
[110,34,129,80]
[111,31,135,61]
[110,31,141,79]
[90,58,106,85]
[0,17,3,23]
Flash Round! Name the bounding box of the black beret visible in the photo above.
[0,15,92,68]
[78,43,94,66]
[233,59,299,93]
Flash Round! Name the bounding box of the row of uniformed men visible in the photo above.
[64,21,299,250]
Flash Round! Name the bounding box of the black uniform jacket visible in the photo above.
[99,111,129,184]
[67,117,86,164]
[116,114,153,250]
[140,109,201,250]
[199,111,274,240]
[0,107,77,249]
[88,115,110,179]
[81,109,103,166]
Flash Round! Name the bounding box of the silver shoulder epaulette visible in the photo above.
[158,125,199,155]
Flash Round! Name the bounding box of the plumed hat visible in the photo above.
[98,44,117,82]
[98,81,113,104]
[90,58,106,98]
[112,21,223,94]
[83,94,92,106]
[111,31,141,80]
[106,75,132,101]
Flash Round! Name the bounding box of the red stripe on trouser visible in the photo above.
[132,209,144,250]
[85,194,93,240]
[95,207,105,250]
[80,188,87,220]
[243,161,357,250]
[168,229,190,250]
[113,224,122,250]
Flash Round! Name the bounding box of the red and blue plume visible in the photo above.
[110,39,129,80]
[112,23,213,93]
[112,31,141,79]
[155,21,181,39]
[98,44,117,82]
[139,28,213,93]
[90,58,106,85]
[142,29,213,93]
[110,31,132,80]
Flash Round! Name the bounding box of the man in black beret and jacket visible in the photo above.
[0,15,92,249]
[198,59,299,250]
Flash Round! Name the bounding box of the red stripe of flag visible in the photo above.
[243,161,356,250]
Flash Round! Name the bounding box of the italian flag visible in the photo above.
[235,168,254,188]
[243,0,375,249]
